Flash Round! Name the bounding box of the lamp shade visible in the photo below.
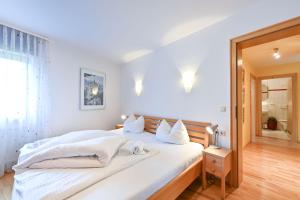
[121,115,127,120]
[206,124,218,135]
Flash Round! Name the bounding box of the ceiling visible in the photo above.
[0,0,258,64]
[243,34,300,68]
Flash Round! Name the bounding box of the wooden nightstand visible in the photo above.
[202,147,232,199]
[115,124,124,129]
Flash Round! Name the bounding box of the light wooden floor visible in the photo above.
[179,139,300,200]
[0,173,13,200]
[1,139,300,200]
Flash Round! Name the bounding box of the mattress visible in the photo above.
[68,129,204,200]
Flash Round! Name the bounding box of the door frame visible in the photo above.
[250,73,257,142]
[230,16,300,187]
[256,73,298,142]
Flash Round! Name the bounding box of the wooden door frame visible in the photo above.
[230,16,300,187]
[249,73,257,142]
[256,74,298,142]
[255,75,262,137]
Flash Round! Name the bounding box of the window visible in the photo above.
[0,57,30,120]
[0,24,48,177]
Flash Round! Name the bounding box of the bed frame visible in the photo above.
[135,115,211,200]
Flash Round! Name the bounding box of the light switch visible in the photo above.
[220,106,226,112]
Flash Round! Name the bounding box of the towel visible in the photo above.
[119,140,146,155]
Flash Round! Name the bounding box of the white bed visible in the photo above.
[67,128,204,200]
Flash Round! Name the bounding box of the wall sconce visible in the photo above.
[135,80,143,96]
[182,71,195,93]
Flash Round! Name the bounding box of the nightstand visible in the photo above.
[202,147,232,199]
[115,124,124,129]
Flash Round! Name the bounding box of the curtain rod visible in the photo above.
[0,21,49,41]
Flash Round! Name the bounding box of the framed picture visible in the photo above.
[80,68,105,110]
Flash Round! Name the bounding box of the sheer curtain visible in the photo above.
[0,25,49,177]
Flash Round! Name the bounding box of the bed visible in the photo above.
[13,115,211,200]
[138,115,210,199]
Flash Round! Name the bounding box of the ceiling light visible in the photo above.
[273,48,281,59]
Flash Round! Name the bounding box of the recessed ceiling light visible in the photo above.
[273,48,281,59]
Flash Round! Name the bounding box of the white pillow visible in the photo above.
[156,119,171,141]
[156,119,190,145]
[123,115,145,133]
[124,114,135,124]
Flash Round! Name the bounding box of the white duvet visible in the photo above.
[69,130,204,200]
[14,136,127,170]
[12,130,158,200]
[15,130,118,169]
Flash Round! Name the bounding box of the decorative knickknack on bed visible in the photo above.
[80,68,105,110]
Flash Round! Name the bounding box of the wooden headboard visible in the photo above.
[136,115,211,148]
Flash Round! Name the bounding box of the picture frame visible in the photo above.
[80,68,106,110]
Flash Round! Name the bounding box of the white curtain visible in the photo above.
[0,25,49,177]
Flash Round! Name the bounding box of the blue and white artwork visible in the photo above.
[80,68,105,110]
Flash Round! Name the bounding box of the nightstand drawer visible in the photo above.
[205,155,222,176]
[206,154,222,167]
[206,164,222,176]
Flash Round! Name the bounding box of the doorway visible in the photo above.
[261,77,291,140]
[259,76,297,141]
[230,17,300,187]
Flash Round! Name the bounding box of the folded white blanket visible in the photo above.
[18,130,115,163]
[119,140,145,155]
[29,156,101,169]
[14,130,127,170]
[13,149,159,200]
[12,129,160,200]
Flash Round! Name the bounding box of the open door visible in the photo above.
[250,75,256,142]
[230,17,300,187]
[287,78,293,134]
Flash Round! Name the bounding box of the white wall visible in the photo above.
[48,40,121,137]
[120,0,300,148]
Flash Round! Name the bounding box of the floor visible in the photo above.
[179,138,300,200]
[0,173,13,200]
[262,129,290,140]
[1,139,300,200]
[254,136,300,149]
